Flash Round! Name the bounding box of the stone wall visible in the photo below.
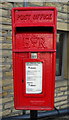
[0,1,69,117]
[1,2,24,117]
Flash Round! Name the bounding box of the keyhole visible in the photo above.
[22,80,24,83]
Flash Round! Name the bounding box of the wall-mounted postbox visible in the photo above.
[12,7,57,110]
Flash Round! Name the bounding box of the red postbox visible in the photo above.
[12,7,57,110]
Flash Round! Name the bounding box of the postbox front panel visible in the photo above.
[12,7,57,110]
[15,10,54,26]
[15,32,53,51]
[13,52,55,110]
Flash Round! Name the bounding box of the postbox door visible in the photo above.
[13,50,55,110]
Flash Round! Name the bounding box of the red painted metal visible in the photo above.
[12,7,57,110]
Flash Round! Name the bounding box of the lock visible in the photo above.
[31,53,37,59]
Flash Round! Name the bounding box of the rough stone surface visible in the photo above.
[0,1,69,118]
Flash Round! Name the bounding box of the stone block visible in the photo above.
[9,92,14,96]
[58,12,67,20]
[2,109,11,116]
[2,97,13,103]
[0,37,4,42]
[55,96,67,102]
[2,25,12,30]
[2,79,13,86]
[11,108,23,116]
[5,71,13,78]
[3,85,13,91]
[6,36,12,41]
[29,2,43,6]
[60,86,67,91]
[2,92,8,97]
[55,87,60,92]
[13,2,23,7]
[2,50,12,56]
[2,2,13,9]
[44,2,63,11]
[2,17,11,23]
[2,64,12,71]
[60,104,68,109]
[57,18,64,22]
[63,5,68,12]
[3,73,12,80]
[2,57,12,65]
[2,43,12,49]
[57,92,64,96]
[1,10,8,16]
[55,99,68,106]
[2,30,7,37]
[4,102,14,109]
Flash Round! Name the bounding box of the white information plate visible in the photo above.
[26,62,42,94]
